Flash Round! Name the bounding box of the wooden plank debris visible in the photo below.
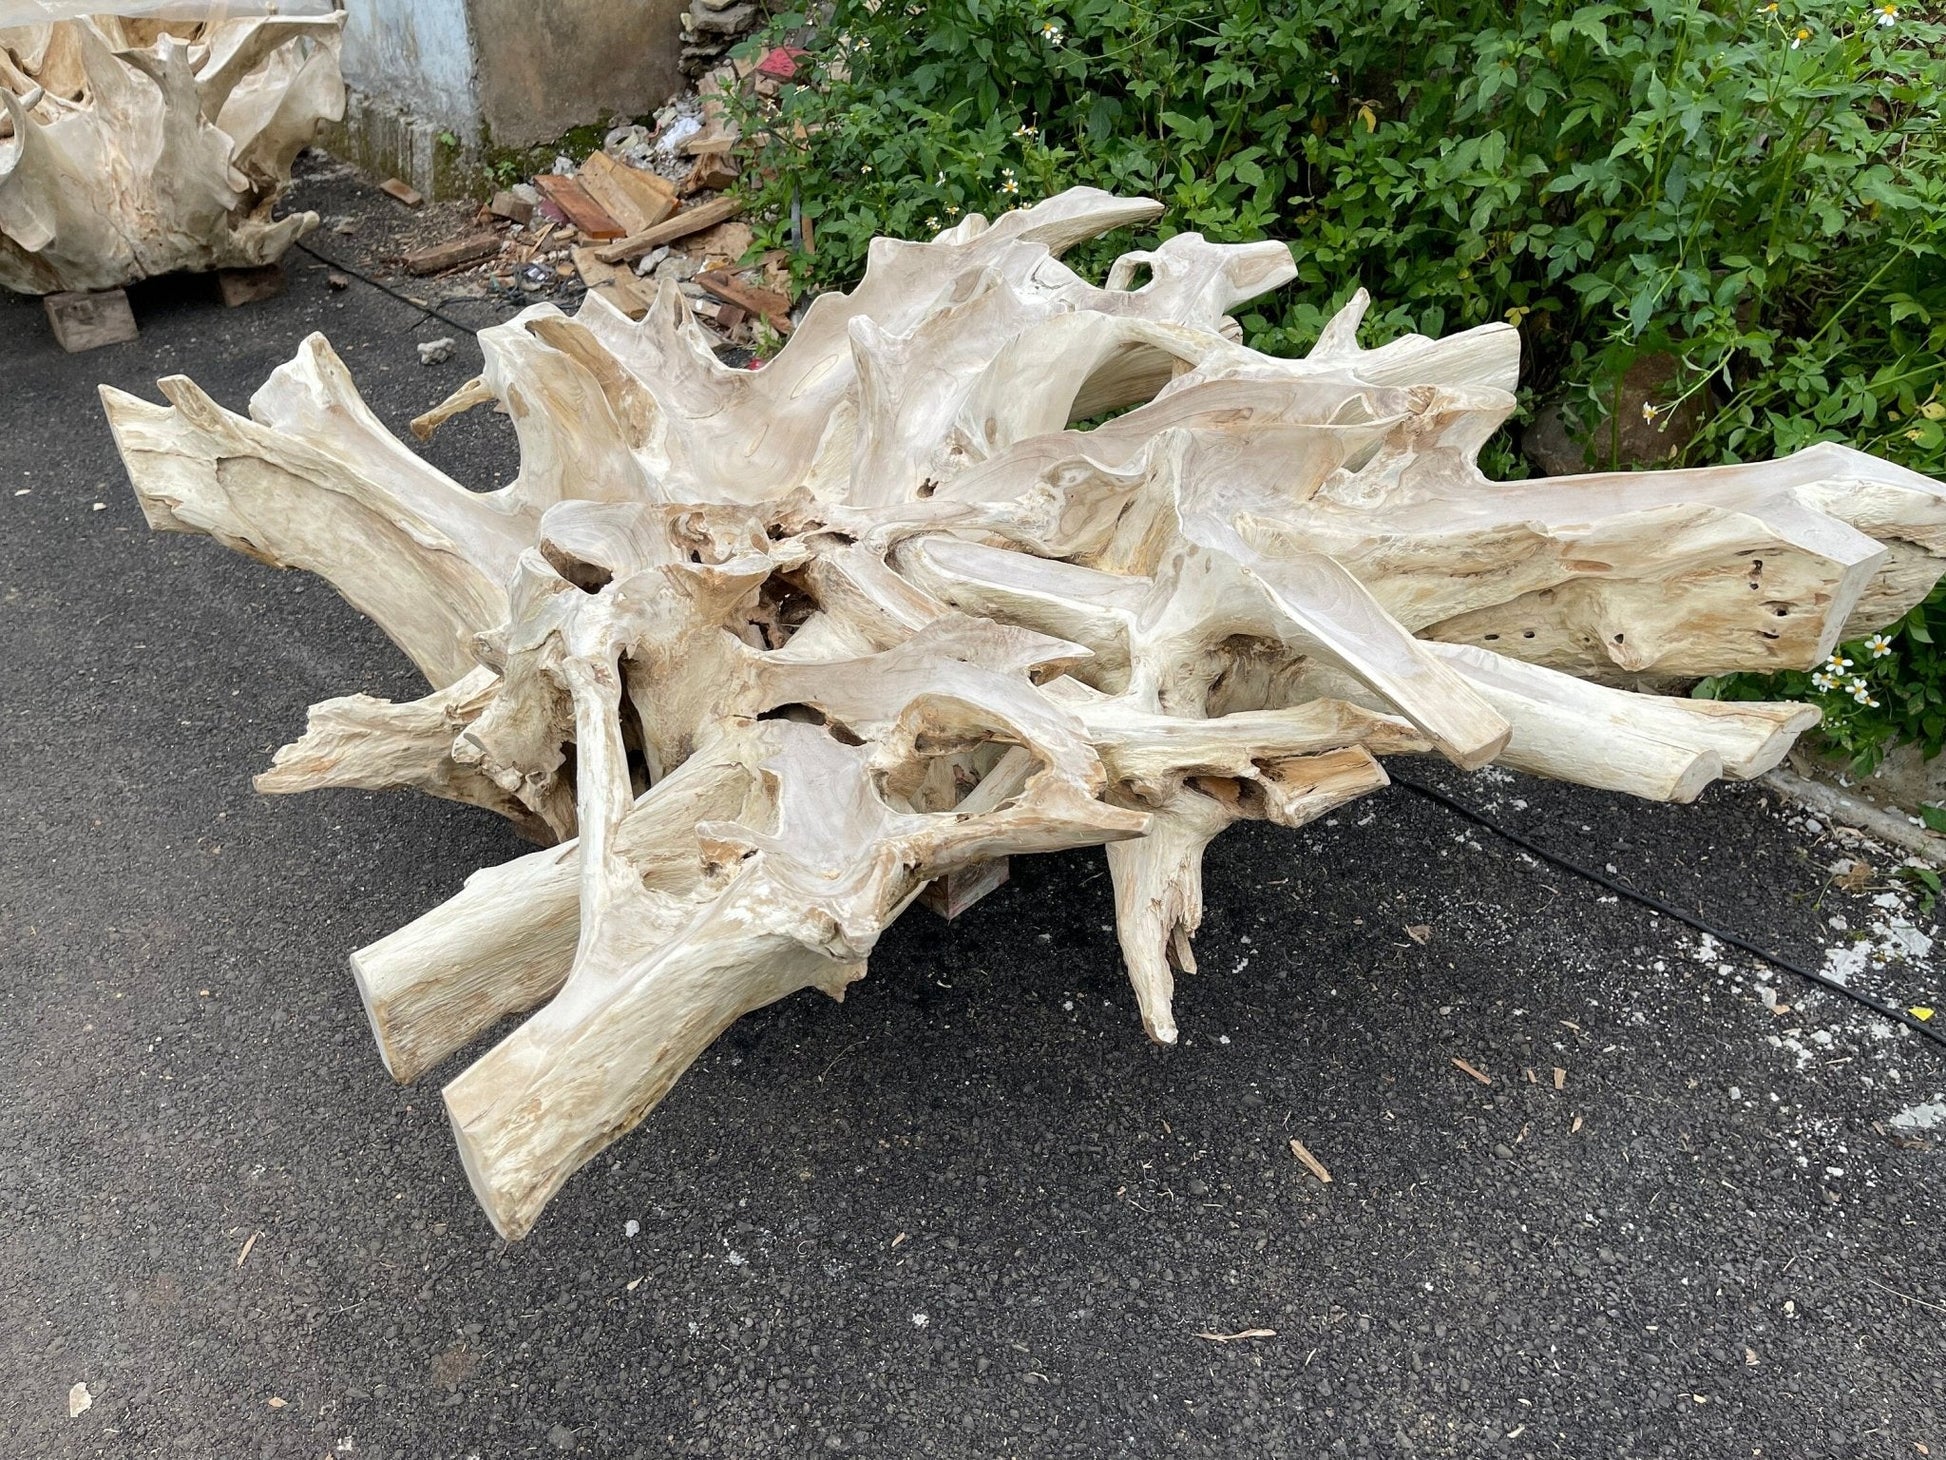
[533,175,626,241]
[488,190,534,224]
[378,177,423,208]
[566,248,653,319]
[1451,1056,1493,1086]
[404,234,501,277]
[577,151,679,235]
[685,153,740,194]
[696,269,793,333]
[595,195,744,264]
[596,282,652,320]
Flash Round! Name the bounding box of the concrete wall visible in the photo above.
[328,0,686,197]
[468,0,688,150]
[338,0,479,133]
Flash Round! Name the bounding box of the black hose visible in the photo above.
[1389,771,1946,1055]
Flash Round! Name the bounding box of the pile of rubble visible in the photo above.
[381,60,802,356]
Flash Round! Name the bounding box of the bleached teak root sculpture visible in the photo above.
[102,189,1946,1239]
[0,10,344,294]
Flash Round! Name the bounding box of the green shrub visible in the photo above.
[730,0,1946,757]
[1698,602,1946,770]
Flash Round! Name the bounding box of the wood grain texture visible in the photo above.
[102,188,1946,1239]
[0,13,345,294]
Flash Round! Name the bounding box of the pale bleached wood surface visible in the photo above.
[1,13,343,294]
[103,188,1946,1238]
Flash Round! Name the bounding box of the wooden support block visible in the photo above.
[379,177,424,207]
[533,175,626,241]
[42,288,137,351]
[595,195,745,264]
[918,858,1010,921]
[403,234,502,276]
[215,263,286,307]
[577,151,679,235]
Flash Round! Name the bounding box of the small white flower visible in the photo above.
[945,203,960,216]
[1000,166,1019,196]
[1825,653,1853,673]
[1641,401,1660,424]
[1811,671,1838,691]
[1013,123,1039,139]
[925,215,939,228]
[1040,20,1064,45]
[1848,678,1875,703]
[1791,25,1810,47]
[861,162,873,174]
[1876,3,1898,26]
[1865,632,1894,658]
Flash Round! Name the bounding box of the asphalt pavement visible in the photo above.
[2,170,1943,1460]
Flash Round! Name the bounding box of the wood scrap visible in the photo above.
[595,281,652,320]
[689,220,754,265]
[533,175,626,241]
[571,246,624,290]
[489,190,534,224]
[577,151,679,234]
[696,270,792,332]
[404,234,501,277]
[685,153,741,193]
[1287,1137,1333,1184]
[595,195,745,264]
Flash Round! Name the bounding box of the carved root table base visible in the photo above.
[1,14,344,295]
[103,188,1946,1238]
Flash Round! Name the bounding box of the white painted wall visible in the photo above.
[338,0,479,134]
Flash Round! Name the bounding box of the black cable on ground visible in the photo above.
[293,238,491,337]
[1389,770,1946,1055]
